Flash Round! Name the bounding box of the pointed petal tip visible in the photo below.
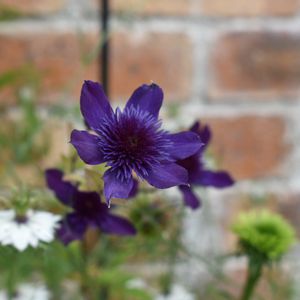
[80,80,112,129]
[45,169,76,206]
[195,170,235,188]
[106,200,111,209]
[125,83,163,118]
[179,185,201,210]
[104,170,135,203]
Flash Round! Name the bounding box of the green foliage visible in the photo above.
[232,210,296,261]
[0,65,47,168]
[130,196,168,238]
[0,5,22,21]
[0,65,40,90]
[9,185,32,216]
[0,91,48,165]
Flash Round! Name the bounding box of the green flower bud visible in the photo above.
[232,210,296,261]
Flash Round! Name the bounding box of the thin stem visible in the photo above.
[80,239,92,300]
[79,230,110,300]
[6,250,18,300]
[162,206,185,295]
[100,0,110,95]
[240,258,263,300]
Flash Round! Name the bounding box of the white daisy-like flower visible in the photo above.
[0,282,50,300]
[0,210,60,251]
[155,284,195,300]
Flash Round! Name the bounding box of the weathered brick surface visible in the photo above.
[201,0,300,17]
[204,116,289,180]
[0,30,192,104]
[110,31,193,102]
[209,32,300,100]
[111,0,190,16]
[0,31,98,104]
[278,193,300,238]
[0,0,66,15]
[92,0,300,17]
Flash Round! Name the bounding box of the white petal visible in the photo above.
[0,222,14,242]
[18,283,50,300]
[28,211,60,243]
[10,224,32,251]
[0,210,15,221]
[0,210,60,251]
[28,223,55,243]
[31,211,60,225]
[28,234,39,248]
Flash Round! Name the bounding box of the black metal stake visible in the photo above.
[100,0,110,96]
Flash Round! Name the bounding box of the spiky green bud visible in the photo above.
[232,210,296,261]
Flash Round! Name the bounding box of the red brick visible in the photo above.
[111,0,190,16]
[0,30,192,105]
[0,0,66,15]
[277,193,300,238]
[110,31,192,102]
[203,116,289,180]
[0,31,98,105]
[90,0,191,16]
[209,32,300,100]
[96,0,300,17]
[201,0,300,17]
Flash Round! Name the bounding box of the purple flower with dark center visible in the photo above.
[45,169,136,245]
[177,122,234,210]
[70,81,203,206]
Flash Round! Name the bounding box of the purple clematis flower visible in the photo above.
[177,122,234,210]
[45,169,136,245]
[70,81,203,206]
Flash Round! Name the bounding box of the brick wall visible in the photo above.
[1,0,300,290]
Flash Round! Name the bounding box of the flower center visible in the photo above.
[15,214,28,224]
[97,107,172,181]
[127,136,139,150]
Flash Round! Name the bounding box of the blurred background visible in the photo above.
[0,0,300,299]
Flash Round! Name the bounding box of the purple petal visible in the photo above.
[144,163,188,189]
[45,169,76,206]
[190,121,200,133]
[70,130,104,165]
[99,214,136,236]
[190,121,211,149]
[177,154,203,184]
[168,131,203,160]
[103,170,134,206]
[179,185,201,210]
[80,80,113,130]
[56,213,87,245]
[199,125,211,149]
[128,178,139,198]
[125,83,163,118]
[194,170,234,188]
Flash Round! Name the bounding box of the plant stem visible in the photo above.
[240,258,263,300]
[80,240,92,300]
[162,206,185,295]
[80,229,110,300]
